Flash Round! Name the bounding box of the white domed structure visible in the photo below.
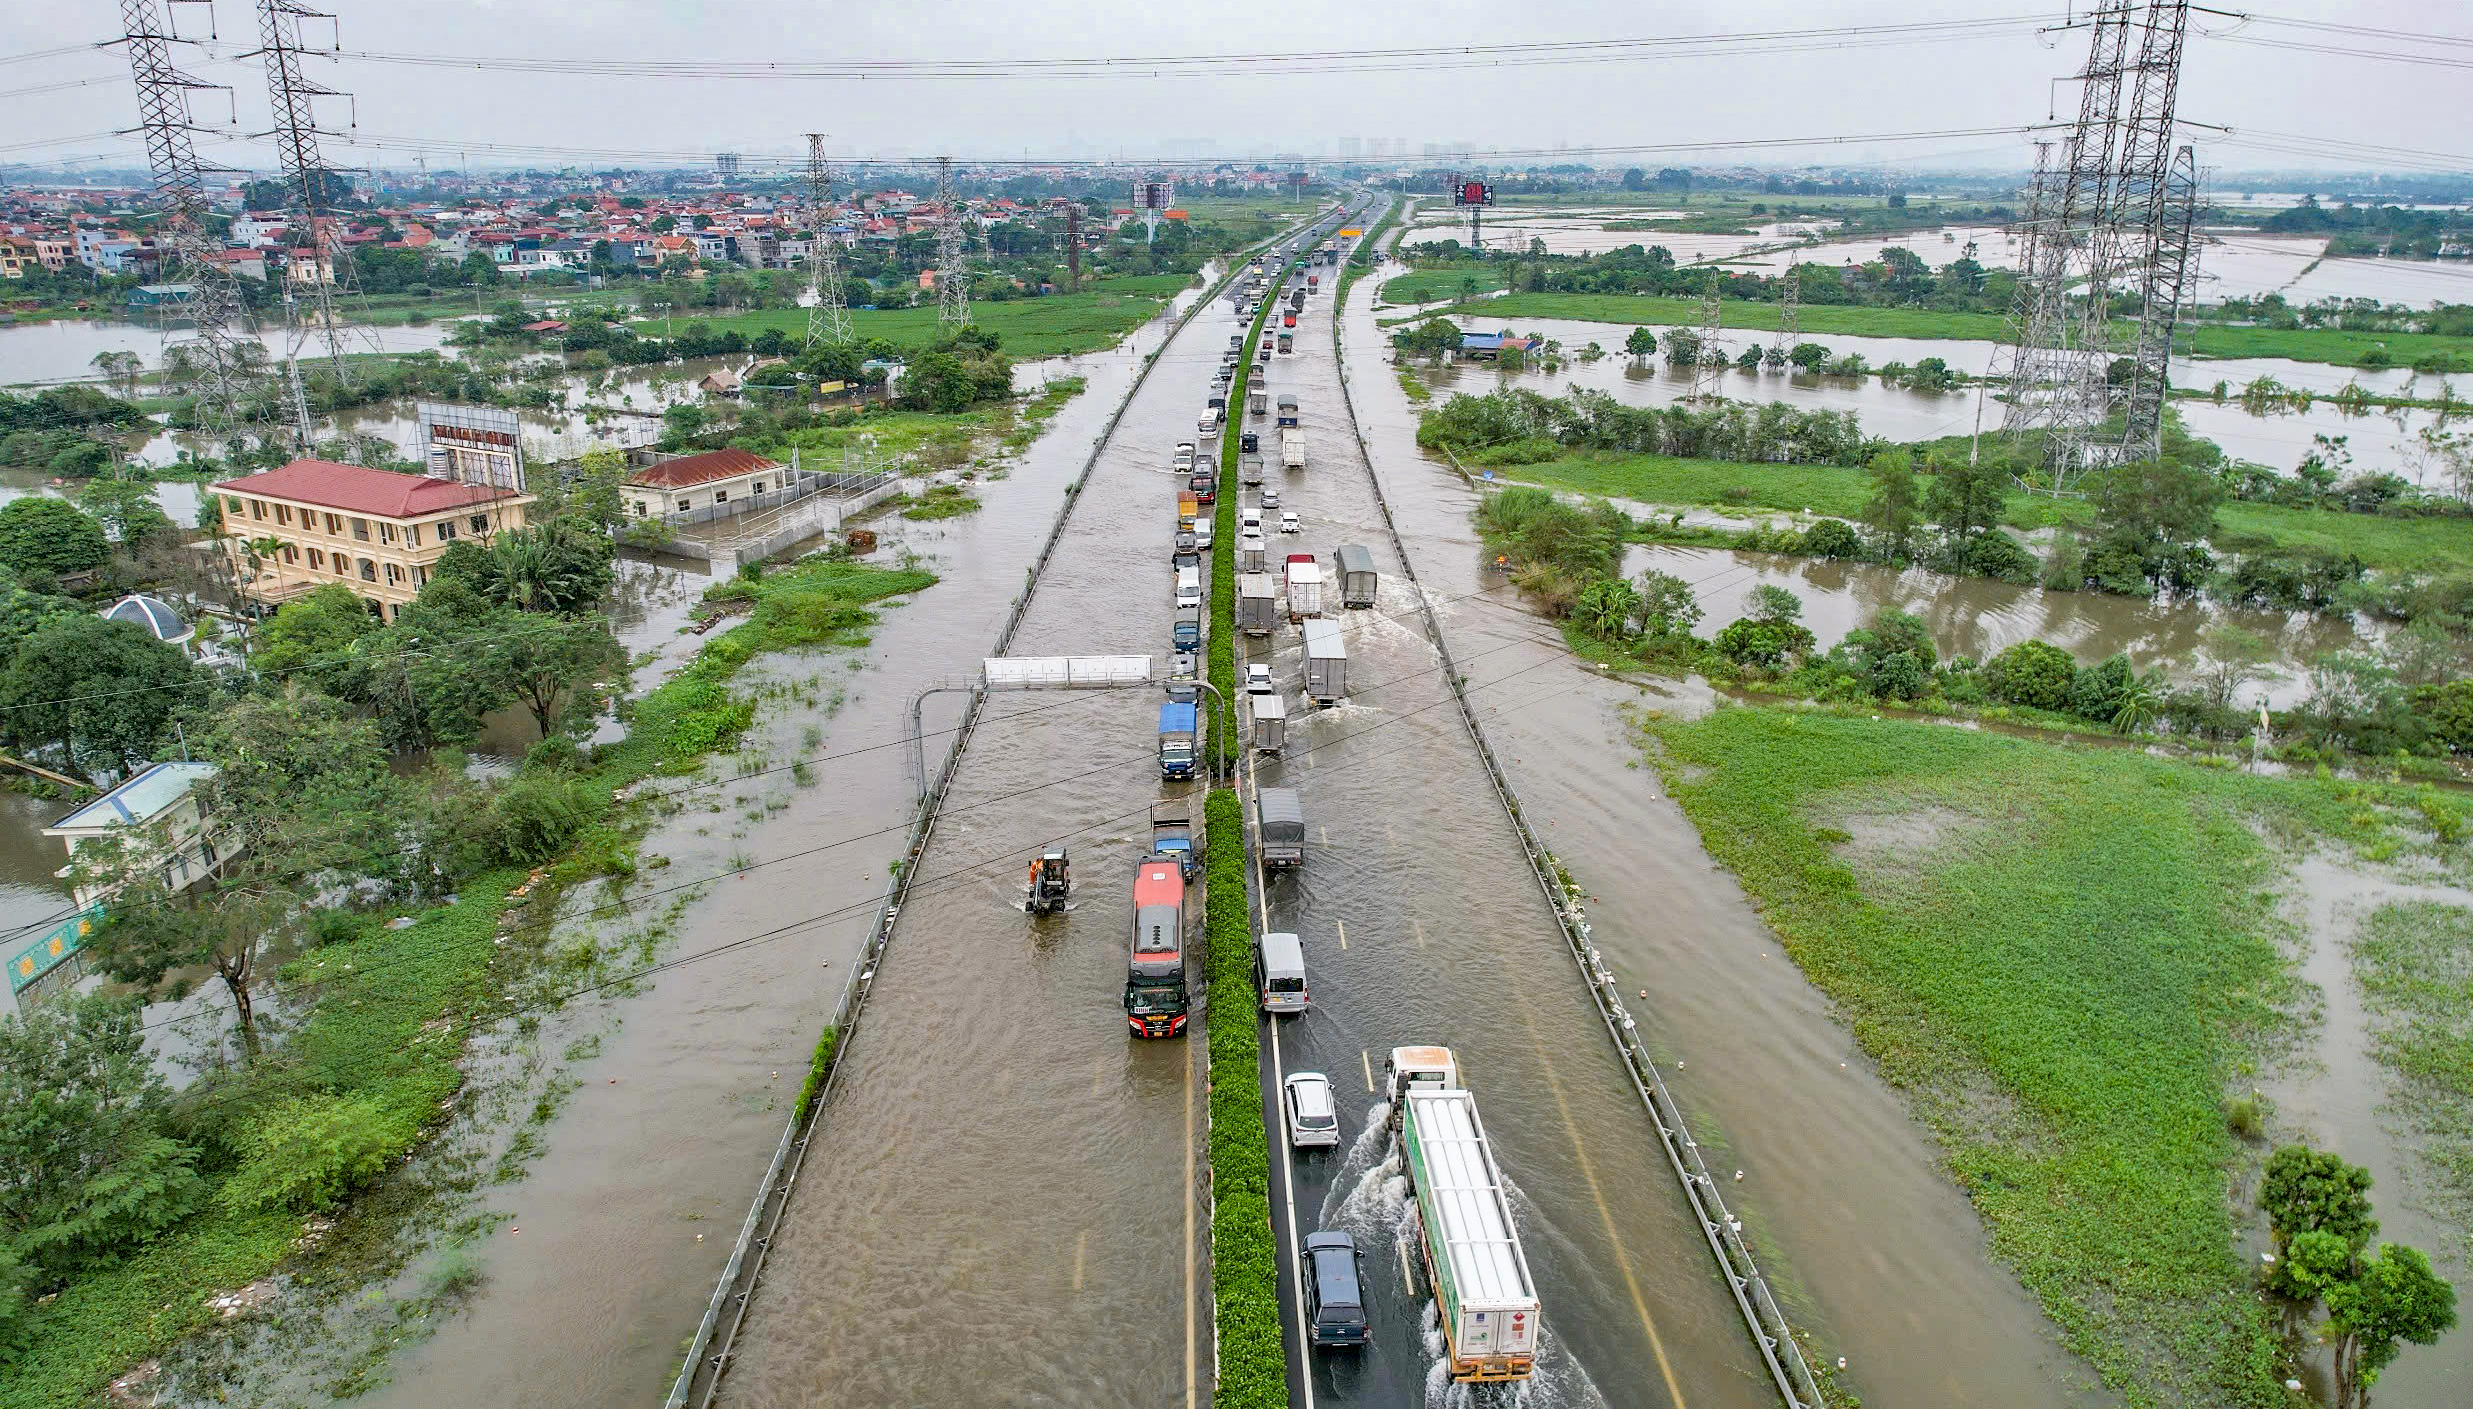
[100,593,194,649]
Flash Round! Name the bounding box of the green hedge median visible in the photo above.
[1203,785,1282,1406]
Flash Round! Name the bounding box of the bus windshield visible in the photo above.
[1125,980,1185,1014]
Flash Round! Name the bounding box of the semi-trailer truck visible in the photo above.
[1385,1047,1542,1383]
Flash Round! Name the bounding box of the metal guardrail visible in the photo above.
[664,222,1325,1409]
[1326,211,1829,1409]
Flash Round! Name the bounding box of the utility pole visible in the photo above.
[1770,257,1800,370]
[935,156,970,330]
[252,0,364,384]
[118,0,263,450]
[802,133,853,347]
[1065,203,1082,292]
[1688,269,1726,401]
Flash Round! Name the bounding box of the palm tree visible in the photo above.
[2112,665,2167,735]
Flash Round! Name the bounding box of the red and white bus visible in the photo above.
[1124,856,1188,1037]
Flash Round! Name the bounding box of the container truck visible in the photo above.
[1256,787,1306,869]
[1237,574,1279,635]
[1284,554,1324,620]
[1333,543,1378,608]
[1249,692,1287,754]
[1156,702,1197,780]
[1281,428,1306,470]
[1385,1047,1542,1383]
[1302,618,1347,705]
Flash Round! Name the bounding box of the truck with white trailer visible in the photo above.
[1248,692,1287,754]
[1283,553,1323,620]
[1301,618,1347,705]
[1280,428,1305,470]
[1384,1047,1542,1383]
[1237,573,1280,635]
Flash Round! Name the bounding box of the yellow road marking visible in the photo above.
[1514,1000,1688,1409]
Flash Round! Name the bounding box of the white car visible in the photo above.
[1194,522,1215,550]
[1279,512,1302,535]
[1240,508,1263,533]
[1246,662,1274,694]
[1284,1071,1340,1149]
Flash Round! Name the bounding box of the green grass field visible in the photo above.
[1379,287,2473,371]
[1495,449,2473,579]
[633,274,1195,358]
[1639,706,2427,1407]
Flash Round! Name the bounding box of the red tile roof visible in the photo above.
[624,448,779,490]
[213,460,524,519]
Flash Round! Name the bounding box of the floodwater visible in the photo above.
[1405,213,1787,262]
[337,262,1231,1409]
[708,268,1247,1408]
[0,315,457,388]
[1335,235,2116,1408]
[2196,233,2473,306]
[1406,312,2464,485]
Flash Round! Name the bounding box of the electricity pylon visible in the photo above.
[253,0,366,384]
[803,133,853,347]
[935,156,970,330]
[1688,269,1726,401]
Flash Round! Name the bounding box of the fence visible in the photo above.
[1327,211,1828,1409]
[664,227,1312,1409]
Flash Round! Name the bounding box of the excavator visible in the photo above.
[1025,847,1071,915]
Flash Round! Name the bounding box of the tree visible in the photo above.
[77,475,174,545]
[484,521,616,614]
[1746,583,1802,625]
[2111,663,2167,734]
[2199,625,2275,714]
[0,994,198,1281]
[2262,1145,2378,1265]
[89,351,142,401]
[253,582,380,676]
[1631,570,1703,640]
[535,446,632,536]
[2325,1243,2456,1407]
[1983,639,2077,711]
[1788,342,1831,371]
[1572,577,1639,642]
[1861,450,1924,559]
[492,610,627,736]
[2090,459,2222,593]
[1624,326,1657,364]
[1926,454,2009,539]
[81,693,404,1059]
[1621,168,1647,191]
[0,498,110,580]
[0,616,203,778]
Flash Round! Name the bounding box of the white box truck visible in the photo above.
[1284,554,1323,620]
[1386,1047,1541,1383]
[1249,692,1287,754]
[1237,573,1280,636]
[1302,617,1347,705]
[1281,428,1305,470]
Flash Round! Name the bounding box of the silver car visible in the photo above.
[1284,1071,1340,1148]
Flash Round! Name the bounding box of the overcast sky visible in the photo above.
[5,0,2468,178]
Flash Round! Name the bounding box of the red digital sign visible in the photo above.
[1455,181,1492,207]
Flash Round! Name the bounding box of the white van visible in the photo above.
[1175,566,1203,612]
[1256,931,1308,1012]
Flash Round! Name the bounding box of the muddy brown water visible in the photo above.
[335,274,1227,1409]
[1333,256,2115,1408]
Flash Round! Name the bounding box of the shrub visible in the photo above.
[2412,680,2473,754]
[0,498,110,579]
[1984,639,2078,711]
[487,773,601,863]
[1800,518,1862,559]
[1955,531,2037,584]
[1713,618,1815,667]
[215,1093,424,1214]
[1203,787,1284,1406]
[2067,653,2137,723]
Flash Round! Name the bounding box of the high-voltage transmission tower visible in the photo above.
[1994,0,2197,490]
[118,0,262,447]
[934,157,971,329]
[1770,258,1800,369]
[1687,269,1727,401]
[802,133,853,347]
[253,0,365,392]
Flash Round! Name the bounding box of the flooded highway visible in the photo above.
[1247,219,1773,1409]
[707,234,1340,1408]
[1323,214,2112,1408]
[332,268,1242,1409]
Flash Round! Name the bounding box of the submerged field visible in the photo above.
[1637,706,2458,1407]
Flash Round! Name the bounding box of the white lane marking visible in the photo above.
[1268,1000,1317,1409]
[1361,1049,1374,1093]
[1335,918,1347,951]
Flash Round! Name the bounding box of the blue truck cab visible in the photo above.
[1157,701,1198,779]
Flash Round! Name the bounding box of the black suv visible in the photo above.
[1303,1231,1370,1348]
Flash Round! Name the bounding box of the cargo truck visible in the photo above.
[1249,386,1267,416]
[1239,534,1268,574]
[1256,787,1306,869]
[1249,692,1287,754]
[1385,1047,1542,1382]
[1156,701,1197,780]
[1333,543,1378,608]
[1277,332,1293,354]
[1276,395,1299,427]
[1281,428,1306,470]
[1240,452,1265,486]
[1284,553,1323,619]
[1238,573,1280,635]
[1150,799,1199,879]
[1177,493,1199,529]
[1302,618,1347,705]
